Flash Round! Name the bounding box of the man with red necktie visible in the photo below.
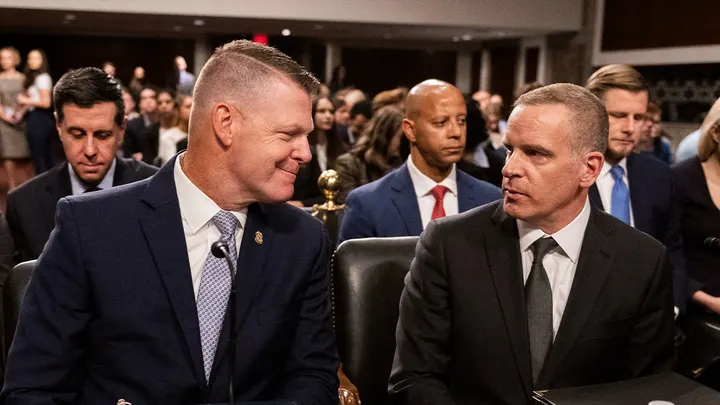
[339,79,501,243]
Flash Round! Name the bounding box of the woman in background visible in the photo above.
[457,100,504,187]
[157,94,191,166]
[18,49,55,174]
[0,47,31,189]
[673,98,720,314]
[335,105,404,204]
[290,96,346,207]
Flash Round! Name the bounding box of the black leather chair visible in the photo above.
[4,260,35,361]
[333,236,419,405]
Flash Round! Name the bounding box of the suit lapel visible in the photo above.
[484,204,533,395]
[211,203,274,379]
[626,154,651,233]
[456,170,476,213]
[139,156,206,389]
[390,164,423,235]
[588,184,603,211]
[42,163,72,233]
[538,208,614,387]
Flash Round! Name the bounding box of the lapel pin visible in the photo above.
[255,231,263,245]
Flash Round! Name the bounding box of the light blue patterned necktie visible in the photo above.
[610,165,631,225]
[197,210,238,381]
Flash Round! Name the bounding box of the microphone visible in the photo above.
[705,237,720,249]
[211,241,237,405]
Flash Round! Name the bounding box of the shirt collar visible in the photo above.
[406,153,458,198]
[601,156,628,179]
[517,198,591,264]
[68,158,117,195]
[174,153,247,234]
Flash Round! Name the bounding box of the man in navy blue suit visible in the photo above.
[339,80,502,243]
[585,64,689,313]
[2,41,338,404]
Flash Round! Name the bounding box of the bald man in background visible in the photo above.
[339,80,502,243]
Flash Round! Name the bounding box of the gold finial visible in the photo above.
[117,400,132,405]
[255,231,263,245]
[314,170,344,213]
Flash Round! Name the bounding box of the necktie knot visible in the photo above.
[531,237,558,265]
[610,165,624,181]
[431,185,448,202]
[212,211,238,240]
[84,186,101,193]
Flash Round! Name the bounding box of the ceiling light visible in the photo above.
[461,34,473,41]
[281,28,291,36]
[452,36,460,43]
[64,13,76,21]
[495,31,507,37]
[173,25,183,32]
[314,24,323,30]
[193,19,205,26]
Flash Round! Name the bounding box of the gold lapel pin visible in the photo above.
[117,400,132,405]
[255,231,263,245]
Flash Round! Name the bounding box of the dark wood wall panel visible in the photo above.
[602,0,720,51]
[2,34,195,90]
[524,47,539,83]
[342,47,457,96]
[489,45,518,117]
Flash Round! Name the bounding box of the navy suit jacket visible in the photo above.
[1,156,339,405]
[338,163,502,243]
[589,153,688,312]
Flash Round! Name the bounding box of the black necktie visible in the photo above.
[84,187,101,193]
[526,237,558,386]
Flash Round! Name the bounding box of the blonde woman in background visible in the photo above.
[0,47,31,189]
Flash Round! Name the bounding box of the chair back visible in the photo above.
[332,236,419,405]
[4,260,35,360]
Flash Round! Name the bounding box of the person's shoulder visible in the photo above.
[8,164,63,202]
[261,202,324,233]
[593,207,665,254]
[630,153,672,178]
[346,167,398,201]
[434,199,501,231]
[672,155,700,175]
[120,157,159,179]
[457,168,502,195]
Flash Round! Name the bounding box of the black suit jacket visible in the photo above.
[589,153,689,312]
[6,157,158,262]
[124,116,160,165]
[389,201,675,405]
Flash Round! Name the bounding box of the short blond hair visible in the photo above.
[698,98,720,161]
[193,40,319,110]
[585,64,648,99]
[514,83,608,156]
[0,47,20,68]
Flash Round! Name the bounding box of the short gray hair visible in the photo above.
[513,83,608,156]
[193,40,320,109]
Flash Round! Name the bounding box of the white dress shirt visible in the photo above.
[406,154,459,229]
[595,158,635,227]
[68,158,117,195]
[316,142,328,172]
[158,127,188,166]
[517,198,591,338]
[174,153,248,299]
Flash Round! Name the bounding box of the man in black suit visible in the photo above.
[585,64,689,313]
[389,84,675,405]
[6,68,157,262]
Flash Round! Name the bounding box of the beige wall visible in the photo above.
[1,0,582,31]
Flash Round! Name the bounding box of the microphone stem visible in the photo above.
[221,246,237,405]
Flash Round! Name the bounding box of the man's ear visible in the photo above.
[580,151,604,188]
[402,118,416,144]
[211,103,235,147]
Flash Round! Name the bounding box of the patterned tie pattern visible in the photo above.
[526,236,558,386]
[430,185,449,220]
[610,165,631,224]
[196,210,238,381]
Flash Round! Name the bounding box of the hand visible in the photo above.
[16,94,30,106]
[692,290,720,314]
[287,200,304,208]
